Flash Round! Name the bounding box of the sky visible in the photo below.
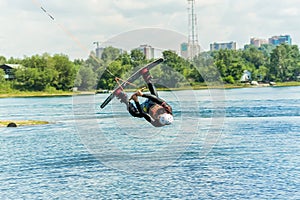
[1,0,300,60]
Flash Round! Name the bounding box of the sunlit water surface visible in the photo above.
[0,86,299,199]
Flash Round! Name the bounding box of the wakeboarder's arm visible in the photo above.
[135,89,165,105]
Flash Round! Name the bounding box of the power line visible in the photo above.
[30,0,118,78]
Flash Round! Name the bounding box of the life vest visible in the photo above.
[141,100,172,127]
[149,104,166,119]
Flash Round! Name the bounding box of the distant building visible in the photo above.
[250,38,268,47]
[268,35,292,46]
[137,44,155,59]
[210,41,237,51]
[180,42,189,59]
[180,42,201,59]
[247,34,292,48]
[0,64,23,79]
[94,44,124,59]
[95,47,105,59]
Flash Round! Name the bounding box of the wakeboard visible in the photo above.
[100,58,164,109]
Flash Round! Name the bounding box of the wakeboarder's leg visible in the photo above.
[141,68,158,97]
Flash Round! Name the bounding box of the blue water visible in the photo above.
[0,87,299,199]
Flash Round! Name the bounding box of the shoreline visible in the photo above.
[0,91,94,98]
[0,82,299,98]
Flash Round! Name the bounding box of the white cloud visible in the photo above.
[1,0,300,59]
[280,8,299,17]
[112,0,148,10]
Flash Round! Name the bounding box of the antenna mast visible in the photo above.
[187,0,200,59]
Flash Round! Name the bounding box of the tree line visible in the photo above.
[1,43,300,93]
[0,53,78,92]
[212,43,300,84]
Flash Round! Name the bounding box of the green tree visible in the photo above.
[7,57,22,64]
[86,52,104,71]
[50,54,77,90]
[15,68,44,91]
[0,69,6,84]
[258,44,276,57]
[291,62,300,81]
[242,46,266,69]
[75,65,97,91]
[0,70,13,92]
[256,66,269,81]
[16,54,55,91]
[0,56,6,65]
[269,44,300,81]
[160,51,189,87]
[213,49,246,83]
[17,54,76,91]
[130,49,146,67]
[117,52,131,66]
[101,46,121,63]
[22,54,47,69]
[192,52,223,83]
[97,60,131,90]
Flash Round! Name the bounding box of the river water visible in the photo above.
[0,86,299,199]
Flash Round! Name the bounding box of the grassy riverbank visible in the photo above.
[273,81,300,87]
[183,81,300,90]
[0,91,94,98]
[0,82,299,98]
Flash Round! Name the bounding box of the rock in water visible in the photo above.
[7,122,17,127]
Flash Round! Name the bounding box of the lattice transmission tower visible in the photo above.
[187,0,200,59]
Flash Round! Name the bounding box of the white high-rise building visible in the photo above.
[181,42,200,59]
[250,38,268,47]
[137,44,155,59]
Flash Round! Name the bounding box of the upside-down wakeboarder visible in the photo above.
[115,68,174,127]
